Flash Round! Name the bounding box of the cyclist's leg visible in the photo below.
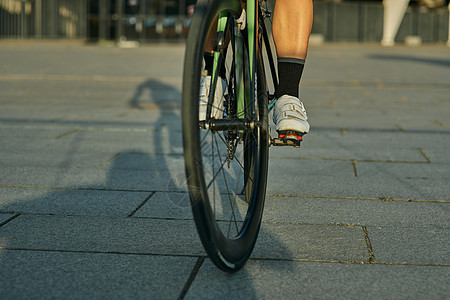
[272,0,313,141]
[273,0,313,60]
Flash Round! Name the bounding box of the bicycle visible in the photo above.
[182,0,300,272]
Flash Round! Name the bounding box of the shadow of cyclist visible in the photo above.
[0,76,296,297]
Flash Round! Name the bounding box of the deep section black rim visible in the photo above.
[182,0,268,271]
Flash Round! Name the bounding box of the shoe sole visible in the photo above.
[272,130,305,148]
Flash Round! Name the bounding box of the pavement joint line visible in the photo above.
[1,185,448,204]
[352,160,358,177]
[270,156,430,164]
[418,148,431,163]
[0,211,195,221]
[0,247,205,259]
[0,123,156,133]
[0,74,181,84]
[261,220,362,228]
[2,74,450,89]
[395,124,405,131]
[0,124,65,130]
[0,184,155,193]
[130,216,194,221]
[3,121,450,135]
[434,119,447,127]
[250,257,450,267]
[266,194,450,204]
[313,126,450,135]
[4,211,449,231]
[1,247,447,268]
[96,152,122,168]
[0,211,403,230]
[55,128,79,139]
[5,212,450,231]
[302,80,450,90]
[0,135,55,139]
[0,213,21,228]
[76,126,156,133]
[362,226,376,263]
[178,257,205,300]
[127,192,156,217]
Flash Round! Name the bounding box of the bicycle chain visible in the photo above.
[226,84,238,168]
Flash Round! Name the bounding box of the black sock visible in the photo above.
[275,57,305,99]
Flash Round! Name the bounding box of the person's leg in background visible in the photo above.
[272,0,313,137]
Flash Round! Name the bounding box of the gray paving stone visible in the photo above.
[105,152,185,171]
[0,126,70,138]
[186,259,450,300]
[0,44,185,78]
[0,126,183,156]
[262,196,449,228]
[356,161,450,179]
[0,187,150,217]
[0,249,195,299]
[134,191,191,219]
[64,126,183,150]
[425,145,450,164]
[126,194,367,261]
[135,191,251,222]
[307,109,402,130]
[0,154,186,191]
[0,110,181,129]
[0,146,183,169]
[267,158,449,201]
[0,137,58,152]
[306,45,450,86]
[356,161,450,199]
[367,226,450,265]
[0,214,204,256]
[268,157,355,179]
[0,150,117,169]
[0,86,182,128]
[303,83,449,107]
[0,214,369,262]
[254,223,369,262]
[270,130,430,162]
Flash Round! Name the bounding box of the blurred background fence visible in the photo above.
[0,0,449,44]
[0,0,87,39]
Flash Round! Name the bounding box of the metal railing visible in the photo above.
[87,0,191,41]
[1,0,448,44]
[0,0,87,39]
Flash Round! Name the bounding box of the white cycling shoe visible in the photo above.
[273,95,310,134]
[199,75,225,121]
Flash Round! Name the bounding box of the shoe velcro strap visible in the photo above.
[281,101,306,113]
[281,111,307,121]
[280,103,307,119]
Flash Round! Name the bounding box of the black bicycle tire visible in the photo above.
[182,0,269,272]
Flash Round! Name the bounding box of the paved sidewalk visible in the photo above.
[0,42,449,299]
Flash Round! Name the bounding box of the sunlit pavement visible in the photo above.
[0,41,449,299]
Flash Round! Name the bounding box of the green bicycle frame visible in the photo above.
[212,0,258,119]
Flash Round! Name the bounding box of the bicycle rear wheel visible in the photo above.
[182,0,269,272]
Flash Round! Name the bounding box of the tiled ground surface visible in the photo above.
[0,42,449,299]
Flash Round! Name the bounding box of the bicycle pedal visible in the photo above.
[271,131,304,148]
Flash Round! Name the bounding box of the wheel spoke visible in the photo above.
[213,133,240,234]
